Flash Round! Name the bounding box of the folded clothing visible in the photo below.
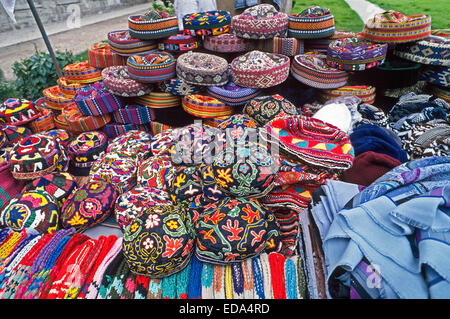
[101,66,153,97]
[183,10,231,36]
[73,81,124,116]
[231,4,288,39]
[288,6,335,39]
[350,123,408,162]
[128,9,178,40]
[394,35,450,66]
[206,82,261,106]
[326,37,388,71]
[291,52,348,89]
[231,50,290,89]
[127,51,176,84]
[203,33,253,53]
[361,10,431,43]
[88,42,127,69]
[107,30,158,56]
[176,51,229,86]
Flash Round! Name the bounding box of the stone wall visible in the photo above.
[0,0,150,33]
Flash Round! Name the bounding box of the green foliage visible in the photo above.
[11,50,84,101]
[152,0,174,14]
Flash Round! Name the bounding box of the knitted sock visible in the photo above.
[147,278,162,299]
[97,251,124,299]
[212,264,225,299]
[187,255,202,299]
[252,256,265,299]
[241,258,255,299]
[269,252,286,299]
[161,273,177,299]
[201,262,214,299]
[134,275,150,299]
[259,253,273,299]
[104,257,129,299]
[284,257,298,299]
[231,262,244,299]
[224,265,233,299]
[120,272,137,299]
[176,260,192,299]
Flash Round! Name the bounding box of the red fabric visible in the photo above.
[342,151,402,186]
[268,252,286,299]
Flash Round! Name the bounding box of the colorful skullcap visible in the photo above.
[183,10,231,36]
[128,9,178,40]
[288,6,335,39]
[0,98,40,126]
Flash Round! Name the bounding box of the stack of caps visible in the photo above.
[128,9,178,40]
[87,42,127,69]
[127,51,176,83]
[107,30,158,56]
[183,10,231,36]
[206,81,261,106]
[158,34,201,55]
[231,4,288,39]
[63,60,102,84]
[288,6,335,39]
[318,86,376,104]
[182,94,234,118]
[42,86,74,113]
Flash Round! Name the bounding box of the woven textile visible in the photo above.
[127,51,176,84]
[122,205,195,278]
[256,36,304,57]
[304,30,356,53]
[8,133,66,180]
[63,61,102,84]
[394,35,450,66]
[57,77,86,99]
[0,124,32,148]
[73,81,123,116]
[326,37,388,71]
[0,98,40,126]
[158,34,200,53]
[61,180,118,230]
[107,30,158,56]
[231,51,290,89]
[420,65,450,87]
[28,108,55,133]
[102,123,149,139]
[362,10,432,43]
[291,53,348,89]
[158,78,202,96]
[88,42,127,69]
[62,103,111,133]
[112,104,154,125]
[319,86,376,104]
[0,189,60,234]
[136,155,174,190]
[135,92,180,109]
[243,94,298,126]
[128,9,178,40]
[106,130,152,160]
[183,10,231,36]
[176,52,229,87]
[203,33,253,53]
[288,6,335,39]
[42,86,74,112]
[101,66,152,97]
[231,4,288,39]
[67,131,108,171]
[263,115,354,170]
[182,95,234,118]
[206,82,261,107]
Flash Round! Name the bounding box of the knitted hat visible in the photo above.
[206,82,261,107]
[42,86,74,112]
[319,86,376,104]
[231,4,288,39]
[168,165,203,205]
[88,42,127,69]
[256,36,304,57]
[127,51,176,84]
[158,78,202,96]
[326,37,388,71]
[350,123,408,162]
[212,142,279,198]
[231,51,290,89]
[203,33,253,53]
[158,34,200,53]
[101,66,153,97]
[420,65,450,87]
[342,151,402,186]
[0,189,60,234]
[73,81,124,116]
[89,152,138,194]
[263,115,354,170]
[182,95,234,119]
[22,172,77,208]
[112,104,154,125]
[312,102,352,133]
[243,94,298,126]
[122,205,195,278]
[63,60,102,84]
[394,35,450,66]
[0,98,40,126]
[107,30,158,56]
[176,52,229,87]
[57,77,86,99]
[135,91,180,109]
[128,9,178,40]
[8,133,67,180]
[67,131,108,176]
[288,6,335,39]
[60,180,118,230]
[291,53,348,89]
[195,197,276,264]
[361,10,431,43]
[137,155,174,190]
[114,186,171,231]
[183,10,231,36]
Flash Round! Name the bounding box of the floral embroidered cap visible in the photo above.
[243,94,298,126]
[122,204,195,278]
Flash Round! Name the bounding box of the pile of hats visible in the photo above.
[0,3,449,300]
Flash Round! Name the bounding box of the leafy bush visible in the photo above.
[12,50,84,101]
[152,0,174,14]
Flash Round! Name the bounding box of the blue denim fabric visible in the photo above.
[235,0,258,9]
